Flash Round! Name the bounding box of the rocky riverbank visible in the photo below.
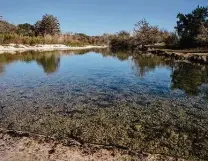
[0,44,108,54]
[148,49,208,64]
[0,129,187,161]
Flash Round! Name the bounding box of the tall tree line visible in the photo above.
[110,5,208,50]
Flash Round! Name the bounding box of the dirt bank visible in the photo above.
[0,129,187,161]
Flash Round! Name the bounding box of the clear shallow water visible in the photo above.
[0,50,208,160]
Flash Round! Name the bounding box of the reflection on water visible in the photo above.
[132,54,173,77]
[0,51,62,75]
[0,50,208,160]
[0,50,207,95]
[171,62,208,95]
[36,55,60,74]
[0,63,4,74]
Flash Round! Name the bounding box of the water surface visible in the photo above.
[0,50,207,160]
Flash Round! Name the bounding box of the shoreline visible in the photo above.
[0,128,186,161]
[0,44,108,54]
[147,48,208,64]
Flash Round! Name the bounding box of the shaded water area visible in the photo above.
[0,49,208,160]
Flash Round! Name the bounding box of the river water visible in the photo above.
[0,49,207,160]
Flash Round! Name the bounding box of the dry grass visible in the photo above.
[0,33,106,46]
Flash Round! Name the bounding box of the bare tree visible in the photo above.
[133,19,163,46]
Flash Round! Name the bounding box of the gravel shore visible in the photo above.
[0,44,108,54]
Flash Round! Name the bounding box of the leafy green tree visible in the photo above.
[34,20,43,36]
[35,14,60,36]
[17,23,35,36]
[176,6,208,48]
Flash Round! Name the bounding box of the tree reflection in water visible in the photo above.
[132,54,173,77]
[36,55,60,74]
[0,51,63,75]
[0,50,208,95]
[130,54,208,95]
[171,62,208,95]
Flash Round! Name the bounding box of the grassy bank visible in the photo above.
[0,33,107,46]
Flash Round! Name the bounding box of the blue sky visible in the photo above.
[0,0,207,35]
